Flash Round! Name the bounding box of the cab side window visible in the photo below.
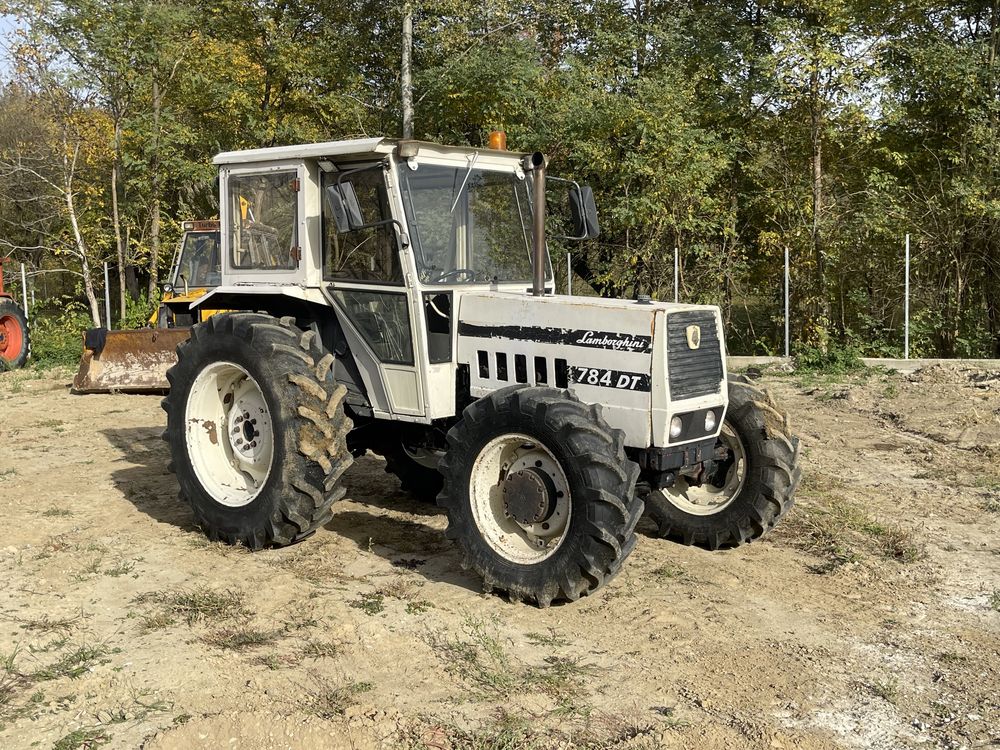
[228,171,299,270]
[322,168,402,283]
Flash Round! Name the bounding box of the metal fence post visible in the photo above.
[567,251,572,296]
[904,234,910,360]
[20,263,28,321]
[784,247,790,358]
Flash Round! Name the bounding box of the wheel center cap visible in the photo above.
[502,467,557,525]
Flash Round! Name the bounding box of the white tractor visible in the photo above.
[162,138,801,606]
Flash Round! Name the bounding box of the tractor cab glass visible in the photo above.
[228,172,299,270]
[397,163,543,285]
[173,231,221,288]
[321,167,403,283]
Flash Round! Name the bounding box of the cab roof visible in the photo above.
[213,138,530,166]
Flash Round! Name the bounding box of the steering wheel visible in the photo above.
[430,268,478,283]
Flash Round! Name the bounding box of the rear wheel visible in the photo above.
[438,386,643,607]
[162,313,353,548]
[646,379,801,549]
[0,299,29,370]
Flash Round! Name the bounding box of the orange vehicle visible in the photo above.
[0,257,30,370]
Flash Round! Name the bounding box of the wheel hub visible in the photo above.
[502,467,557,525]
[185,361,274,507]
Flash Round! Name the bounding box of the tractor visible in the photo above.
[0,258,29,370]
[161,137,801,606]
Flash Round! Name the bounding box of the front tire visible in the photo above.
[646,379,801,549]
[162,313,353,549]
[0,299,29,369]
[438,386,643,607]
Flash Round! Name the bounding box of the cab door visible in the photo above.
[321,163,424,418]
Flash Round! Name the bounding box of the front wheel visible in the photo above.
[162,313,353,549]
[645,379,801,549]
[438,386,644,607]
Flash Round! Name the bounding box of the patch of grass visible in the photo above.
[868,677,899,705]
[988,589,1000,612]
[40,507,72,517]
[793,342,866,375]
[876,525,925,563]
[69,557,105,582]
[32,642,115,681]
[778,497,924,570]
[13,612,80,635]
[138,613,176,632]
[52,726,111,750]
[426,615,591,701]
[348,592,385,616]
[0,468,16,478]
[201,626,280,651]
[250,653,299,670]
[980,495,1000,513]
[405,599,434,615]
[650,563,689,582]
[304,678,373,719]
[133,586,249,625]
[102,559,137,577]
[525,629,570,648]
[302,640,340,659]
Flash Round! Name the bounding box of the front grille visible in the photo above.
[666,311,723,400]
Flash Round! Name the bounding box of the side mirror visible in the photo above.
[569,185,600,239]
[324,182,365,232]
[162,282,174,294]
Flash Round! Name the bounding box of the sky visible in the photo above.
[0,14,21,79]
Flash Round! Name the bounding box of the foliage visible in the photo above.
[27,299,91,368]
[0,0,997,356]
[794,342,865,375]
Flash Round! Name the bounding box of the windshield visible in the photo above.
[398,163,547,284]
[174,231,221,288]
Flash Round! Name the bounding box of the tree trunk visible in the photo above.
[809,33,829,331]
[111,119,126,324]
[148,78,162,298]
[64,142,102,326]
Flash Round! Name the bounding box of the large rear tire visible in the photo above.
[645,379,801,549]
[162,313,353,549]
[438,386,643,607]
[0,299,29,370]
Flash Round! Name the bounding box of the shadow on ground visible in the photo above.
[101,427,480,594]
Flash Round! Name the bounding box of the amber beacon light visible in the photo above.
[488,130,507,150]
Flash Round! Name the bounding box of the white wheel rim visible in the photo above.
[185,361,274,508]
[662,422,746,516]
[468,433,571,564]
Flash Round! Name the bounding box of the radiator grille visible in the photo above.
[667,311,723,400]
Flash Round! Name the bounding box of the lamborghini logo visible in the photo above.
[686,324,701,350]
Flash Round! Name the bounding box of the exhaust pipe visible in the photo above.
[526,151,547,296]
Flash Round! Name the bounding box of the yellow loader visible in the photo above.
[73,221,225,393]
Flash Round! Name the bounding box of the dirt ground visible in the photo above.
[0,364,998,750]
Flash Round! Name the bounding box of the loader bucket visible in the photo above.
[72,327,191,393]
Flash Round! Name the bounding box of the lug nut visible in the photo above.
[250,441,257,448]
[251,418,257,425]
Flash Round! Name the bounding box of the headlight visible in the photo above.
[704,410,717,432]
[669,416,683,439]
